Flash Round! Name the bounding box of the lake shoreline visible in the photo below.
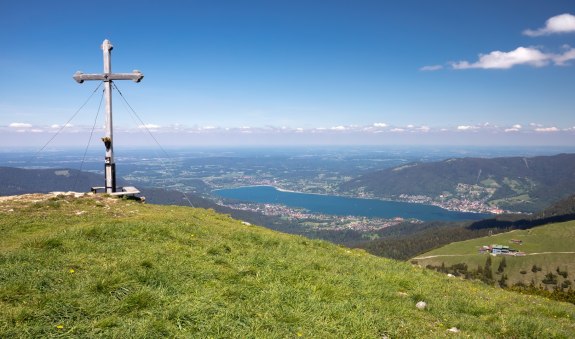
[212,185,491,221]
[213,184,490,214]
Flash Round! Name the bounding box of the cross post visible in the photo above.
[73,39,143,193]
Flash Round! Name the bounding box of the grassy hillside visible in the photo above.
[412,221,575,288]
[355,193,575,261]
[1,194,574,337]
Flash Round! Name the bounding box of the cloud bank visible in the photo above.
[4,121,572,135]
[0,121,575,149]
[2,121,574,147]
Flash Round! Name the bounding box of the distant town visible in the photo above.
[217,200,419,233]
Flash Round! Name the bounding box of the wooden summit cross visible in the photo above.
[73,39,143,194]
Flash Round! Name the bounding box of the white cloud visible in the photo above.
[30,129,43,133]
[50,123,74,129]
[504,124,523,132]
[417,126,431,132]
[138,124,161,129]
[420,65,444,71]
[451,46,575,69]
[535,126,559,132]
[553,46,575,65]
[452,47,550,69]
[9,122,32,128]
[523,13,575,37]
[373,122,388,128]
[330,126,346,131]
[390,128,405,132]
[457,125,477,130]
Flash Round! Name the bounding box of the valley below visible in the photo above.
[3,146,575,245]
[2,146,575,335]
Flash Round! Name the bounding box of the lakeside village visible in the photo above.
[395,193,505,215]
[217,201,420,232]
[479,239,526,257]
[364,182,506,214]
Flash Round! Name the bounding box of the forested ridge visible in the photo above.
[340,153,575,212]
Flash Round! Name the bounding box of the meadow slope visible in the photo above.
[412,221,575,288]
[1,193,574,338]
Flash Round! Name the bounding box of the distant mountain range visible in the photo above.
[0,166,230,207]
[340,153,575,213]
[0,166,299,236]
[0,167,104,196]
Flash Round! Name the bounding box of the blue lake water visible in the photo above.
[213,186,491,222]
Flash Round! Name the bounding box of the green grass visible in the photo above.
[412,221,575,286]
[1,193,574,338]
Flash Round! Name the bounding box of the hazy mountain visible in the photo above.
[0,167,104,196]
[340,153,575,213]
[0,167,300,236]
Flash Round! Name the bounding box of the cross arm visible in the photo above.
[73,70,144,83]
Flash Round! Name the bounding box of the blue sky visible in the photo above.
[1,0,575,147]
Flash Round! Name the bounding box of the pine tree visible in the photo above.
[497,257,507,274]
[483,256,493,283]
[475,264,483,280]
[498,274,508,288]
